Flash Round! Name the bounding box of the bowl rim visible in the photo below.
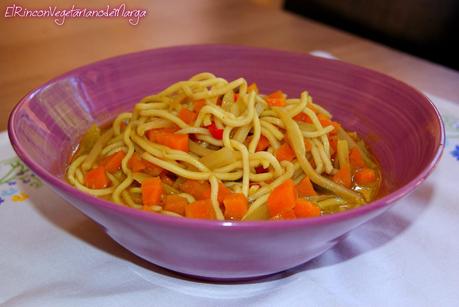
[8,44,445,231]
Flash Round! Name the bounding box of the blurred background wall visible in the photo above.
[2,0,458,131]
[284,0,459,70]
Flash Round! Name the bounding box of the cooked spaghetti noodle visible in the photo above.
[67,73,381,221]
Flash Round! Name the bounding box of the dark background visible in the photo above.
[285,0,459,70]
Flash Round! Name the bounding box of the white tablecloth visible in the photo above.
[1,84,459,306]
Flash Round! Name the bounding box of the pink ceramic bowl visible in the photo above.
[8,45,444,280]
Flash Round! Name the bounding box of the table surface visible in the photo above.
[2,2,459,305]
[1,0,459,131]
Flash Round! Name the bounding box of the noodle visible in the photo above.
[67,73,380,221]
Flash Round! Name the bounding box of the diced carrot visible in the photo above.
[166,133,189,152]
[223,193,248,220]
[180,179,211,200]
[247,135,270,152]
[146,127,178,138]
[271,209,296,220]
[128,153,146,172]
[267,179,297,217]
[178,108,197,125]
[293,112,312,123]
[234,93,239,101]
[247,83,259,93]
[100,150,125,173]
[256,135,270,151]
[349,147,366,169]
[294,199,321,218]
[185,199,215,219]
[145,127,178,143]
[332,165,352,188]
[145,129,156,141]
[85,166,110,189]
[193,99,206,113]
[147,130,189,152]
[354,168,377,185]
[141,177,163,207]
[146,125,180,137]
[164,194,188,216]
[266,90,286,106]
[296,177,317,197]
[275,142,296,162]
[268,90,285,99]
[217,182,232,203]
[318,113,332,127]
[281,209,297,219]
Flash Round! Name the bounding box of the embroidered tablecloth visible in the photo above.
[1,91,458,306]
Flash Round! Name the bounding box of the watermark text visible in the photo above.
[4,3,147,25]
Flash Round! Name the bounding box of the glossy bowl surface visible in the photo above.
[8,45,444,279]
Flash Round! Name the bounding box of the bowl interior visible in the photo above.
[9,45,443,203]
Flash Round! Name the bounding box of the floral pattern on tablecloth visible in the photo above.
[451,145,459,161]
[0,157,42,205]
[442,113,459,160]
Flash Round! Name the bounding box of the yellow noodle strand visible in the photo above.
[67,73,376,220]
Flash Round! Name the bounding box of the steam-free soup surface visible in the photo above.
[67,73,381,221]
